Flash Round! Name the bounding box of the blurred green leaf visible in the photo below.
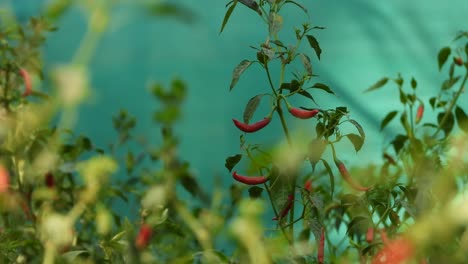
[230,60,253,91]
[346,133,364,152]
[145,2,195,23]
[306,35,322,60]
[364,78,388,93]
[248,186,263,198]
[311,82,334,94]
[225,154,242,172]
[243,94,263,124]
[437,111,454,136]
[438,47,451,71]
[455,106,468,133]
[380,111,398,131]
[220,0,237,34]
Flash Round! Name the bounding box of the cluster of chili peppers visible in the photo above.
[232,99,319,134]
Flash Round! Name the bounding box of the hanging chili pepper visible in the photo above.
[366,227,374,243]
[318,227,325,264]
[19,68,32,97]
[272,194,293,220]
[334,159,370,191]
[135,224,153,250]
[454,57,464,66]
[232,117,271,133]
[304,179,313,192]
[45,172,55,188]
[0,165,9,193]
[415,104,424,124]
[288,107,319,119]
[232,171,269,185]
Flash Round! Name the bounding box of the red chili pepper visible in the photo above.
[45,172,55,188]
[288,107,319,119]
[379,229,389,245]
[232,117,271,133]
[415,104,424,124]
[232,171,269,185]
[135,224,153,250]
[0,165,9,193]
[272,194,293,220]
[454,57,464,66]
[383,153,396,165]
[318,227,325,264]
[304,179,312,192]
[19,68,32,97]
[335,159,370,191]
[366,227,374,243]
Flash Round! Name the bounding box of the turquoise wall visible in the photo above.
[3,0,468,188]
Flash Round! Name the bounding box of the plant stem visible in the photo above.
[432,73,468,138]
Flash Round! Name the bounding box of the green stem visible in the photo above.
[432,73,468,138]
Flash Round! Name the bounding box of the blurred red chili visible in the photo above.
[288,107,319,119]
[415,104,424,124]
[19,68,32,97]
[45,172,55,188]
[454,57,464,66]
[135,224,153,250]
[232,171,269,185]
[334,159,370,191]
[272,194,293,220]
[232,117,271,133]
[372,237,414,264]
[366,227,374,243]
[0,165,9,193]
[318,227,325,264]
[304,179,312,192]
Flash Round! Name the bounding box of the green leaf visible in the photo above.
[441,76,461,90]
[399,89,407,104]
[146,2,195,23]
[380,111,398,131]
[300,53,313,76]
[349,119,365,141]
[62,250,88,262]
[311,82,334,94]
[220,0,237,34]
[285,0,308,14]
[438,46,451,71]
[225,154,242,172]
[346,215,368,235]
[437,111,455,136]
[230,59,253,90]
[248,186,263,198]
[391,134,408,154]
[411,77,417,89]
[238,0,262,15]
[364,77,388,93]
[429,97,437,109]
[243,95,263,124]
[306,35,322,60]
[455,106,468,133]
[346,133,364,152]
[321,159,334,198]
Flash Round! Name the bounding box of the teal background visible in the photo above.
[2,0,467,197]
